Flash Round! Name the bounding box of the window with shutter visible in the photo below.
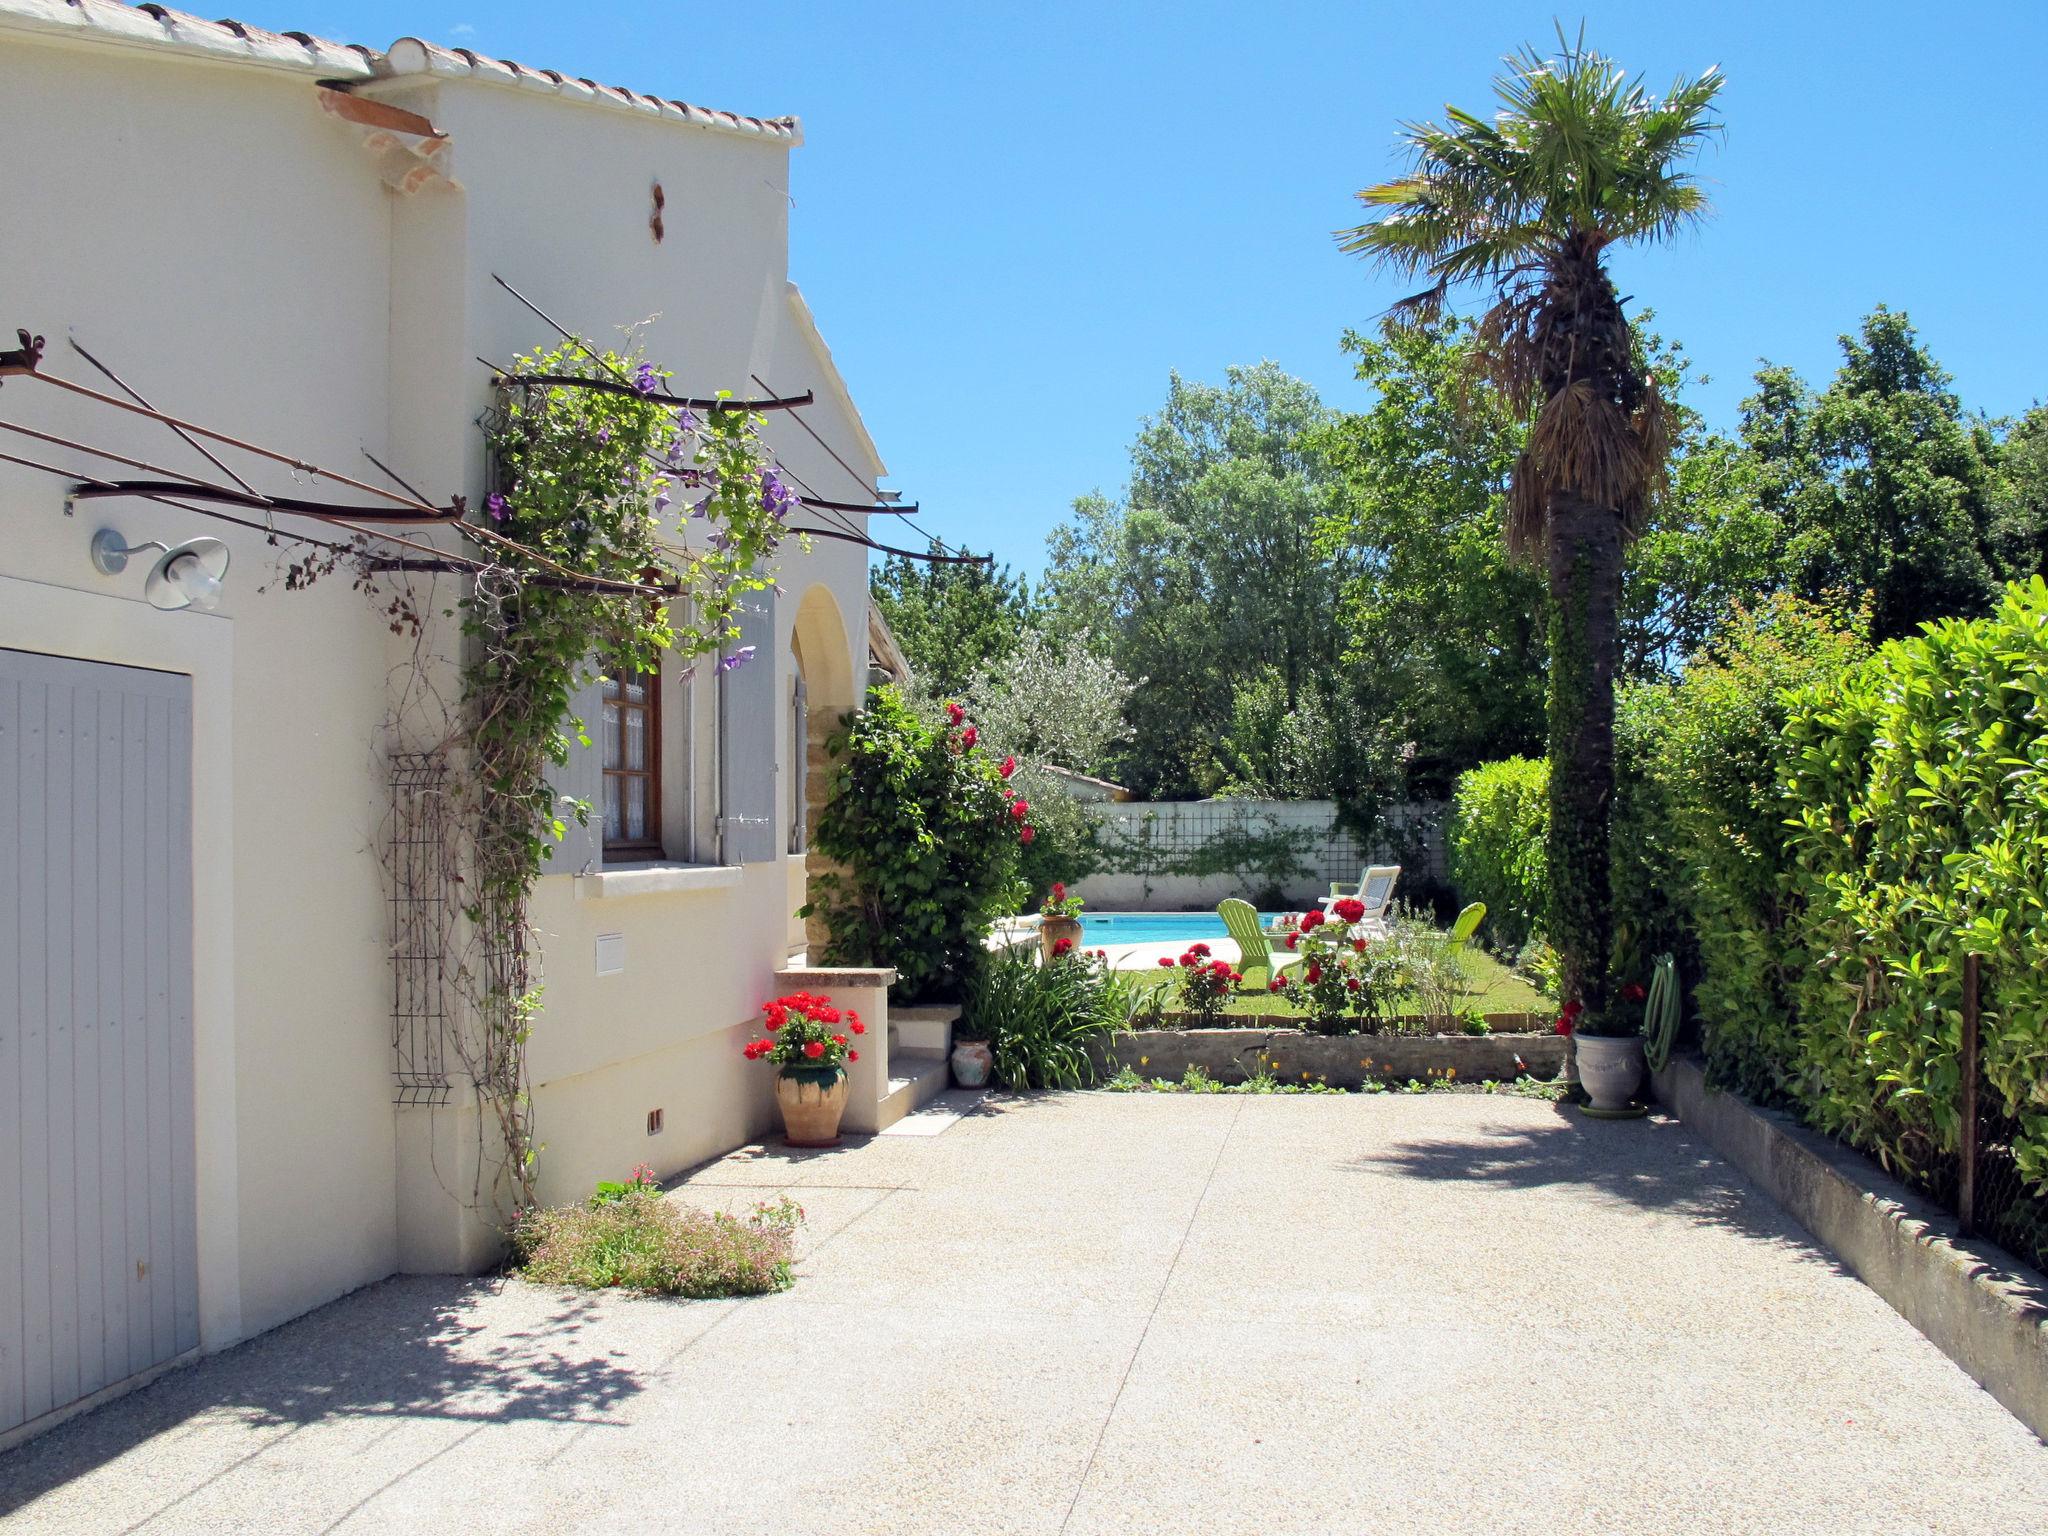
[601,669,661,859]
[718,590,780,864]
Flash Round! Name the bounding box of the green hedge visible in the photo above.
[1446,755,1548,950]
[1779,581,2048,1197]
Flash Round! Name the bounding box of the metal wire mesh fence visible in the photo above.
[387,751,454,1107]
[1947,955,2048,1273]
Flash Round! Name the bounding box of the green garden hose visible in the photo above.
[1643,952,1680,1073]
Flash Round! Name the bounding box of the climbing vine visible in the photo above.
[447,340,793,1206]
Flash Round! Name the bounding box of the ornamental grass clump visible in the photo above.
[510,1173,802,1298]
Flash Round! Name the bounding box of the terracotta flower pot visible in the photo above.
[776,1071,849,1147]
[951,1038,993,1088]
[1040,915,1084,961]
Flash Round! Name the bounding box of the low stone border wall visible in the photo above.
[1138,1009,1546,1033]
[1653,1054,2047,1441]
[1094,1028,1566,1088]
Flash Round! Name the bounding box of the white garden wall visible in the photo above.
[1074,799,1446,911]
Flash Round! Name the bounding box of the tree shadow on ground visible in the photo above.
[1346,1104,1856,1271]
[0,1275,646,1518]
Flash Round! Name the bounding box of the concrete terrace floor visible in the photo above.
[3,1093,2044,1535]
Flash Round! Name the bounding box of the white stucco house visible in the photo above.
[0,1,929,1445]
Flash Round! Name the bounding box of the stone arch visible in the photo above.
[790,583,859,950]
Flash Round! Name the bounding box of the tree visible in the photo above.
[1040,363,1352,798]
[1742,308,2004,640]
[869,547,1031,697]
[1311,318,1546,794]
[1338,30,1725,1030]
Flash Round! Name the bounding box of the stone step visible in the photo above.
[873,1048,951,1132]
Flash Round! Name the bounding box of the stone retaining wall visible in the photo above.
[1094,1028,1567,1088]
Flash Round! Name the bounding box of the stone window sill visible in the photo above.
[574,863,743,901]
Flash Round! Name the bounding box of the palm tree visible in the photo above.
[1337,31,1723,1030]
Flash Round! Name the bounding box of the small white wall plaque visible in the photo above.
[596,932,626,976]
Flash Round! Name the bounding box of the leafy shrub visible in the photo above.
[511,1185,803,1297]
[807,688,1024,1002]
[1634,595,1870,1099]
[1779,581,2048,1198]
[967,945,1134,1088]
[1446,756,1549,950]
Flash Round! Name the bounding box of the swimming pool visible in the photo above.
[1079,911,1283,944]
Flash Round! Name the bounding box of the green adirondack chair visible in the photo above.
[1219,898,1301,990]
[1439,901,1487,987]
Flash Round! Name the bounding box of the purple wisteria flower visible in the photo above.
[717,646,756,674]
[486,493,508,522]
[759,468,799,522]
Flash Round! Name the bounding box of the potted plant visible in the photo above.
[741,991,864,1146]
[1560,997,1646,1114]
[1039,881,1085,962]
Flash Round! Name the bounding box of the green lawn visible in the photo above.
[1130,946,1550,1022]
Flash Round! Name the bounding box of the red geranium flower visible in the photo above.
[848,1049,859,1062]
[1332,897,1366,924]
[833,1034,848,1046]
[1000,755,1017,779]
[1010,799,1030,820]
[1345,977,1360,992]
[1284,933,1299,949]
[1305,965,1322,984]
[1053,936,1074,957]
[1351,938,1366,953]
[946,701,965,726]
[1299,910,1325,932]
[1269,979,1284,992]
[1051,882,1066,901]
[1019,825,1035,844]
[803,1040,825,1059]
[961,725,978,749]
[850,1020,866,1035]
[1210,959,1230,976]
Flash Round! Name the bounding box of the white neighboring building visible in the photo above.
[0,1,915,1444]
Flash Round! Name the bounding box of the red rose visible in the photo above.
[1269,979,1283,992]
[1010,799,1030,819]
[1192,943,1211,957]
[1285,933,1299,949]
[1158,956,1175,967]
[1210,959,1230,976]
[1306,965,1322,984]
[946,701,965,726]
[1053,937,1074,957]
[1553,1016,1573,1036]
[1351,938,1366,953]
[1345,978,1360,992]
[1299,910,1324,932]
[1000,756,1017,779]
[961,726,978,749]
[803,1040,825,1059]
[1019,825,1034,844]
[1332,897,1366,924]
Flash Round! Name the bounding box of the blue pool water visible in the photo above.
[1079,911,1283,944]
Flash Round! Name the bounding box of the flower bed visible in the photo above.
[1093,1027,1566,1090]
[1134,1009,1548,1034]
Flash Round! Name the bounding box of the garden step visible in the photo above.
[874,1049,951,1131]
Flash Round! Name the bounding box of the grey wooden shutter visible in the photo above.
[718,589,779,864]
[545,666,606,875]
[1,648,197,1437]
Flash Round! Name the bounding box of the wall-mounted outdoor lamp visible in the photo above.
[90,528,231,611]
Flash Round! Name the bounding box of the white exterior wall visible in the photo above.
[0,20,880,1350]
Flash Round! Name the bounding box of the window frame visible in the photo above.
[600,666,663,861]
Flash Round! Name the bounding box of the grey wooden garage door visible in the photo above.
[0,647,197,1438]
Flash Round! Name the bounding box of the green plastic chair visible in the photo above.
[1219,898,1302,990]
[1438,901,1487,988]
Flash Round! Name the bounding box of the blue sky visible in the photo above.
[241,1,2048,577]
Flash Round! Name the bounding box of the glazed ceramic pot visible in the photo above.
[951,1038,993,1088]
[1040,916,1084,962]
[1574,1033,1646,1112]
[776,1071,849,1147]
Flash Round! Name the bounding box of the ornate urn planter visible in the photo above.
[1574,1033,1646,1113]
[1039,916,1084,962]
[776,1071,849,1147]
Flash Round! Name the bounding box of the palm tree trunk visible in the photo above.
[1544,487,1623,1025]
